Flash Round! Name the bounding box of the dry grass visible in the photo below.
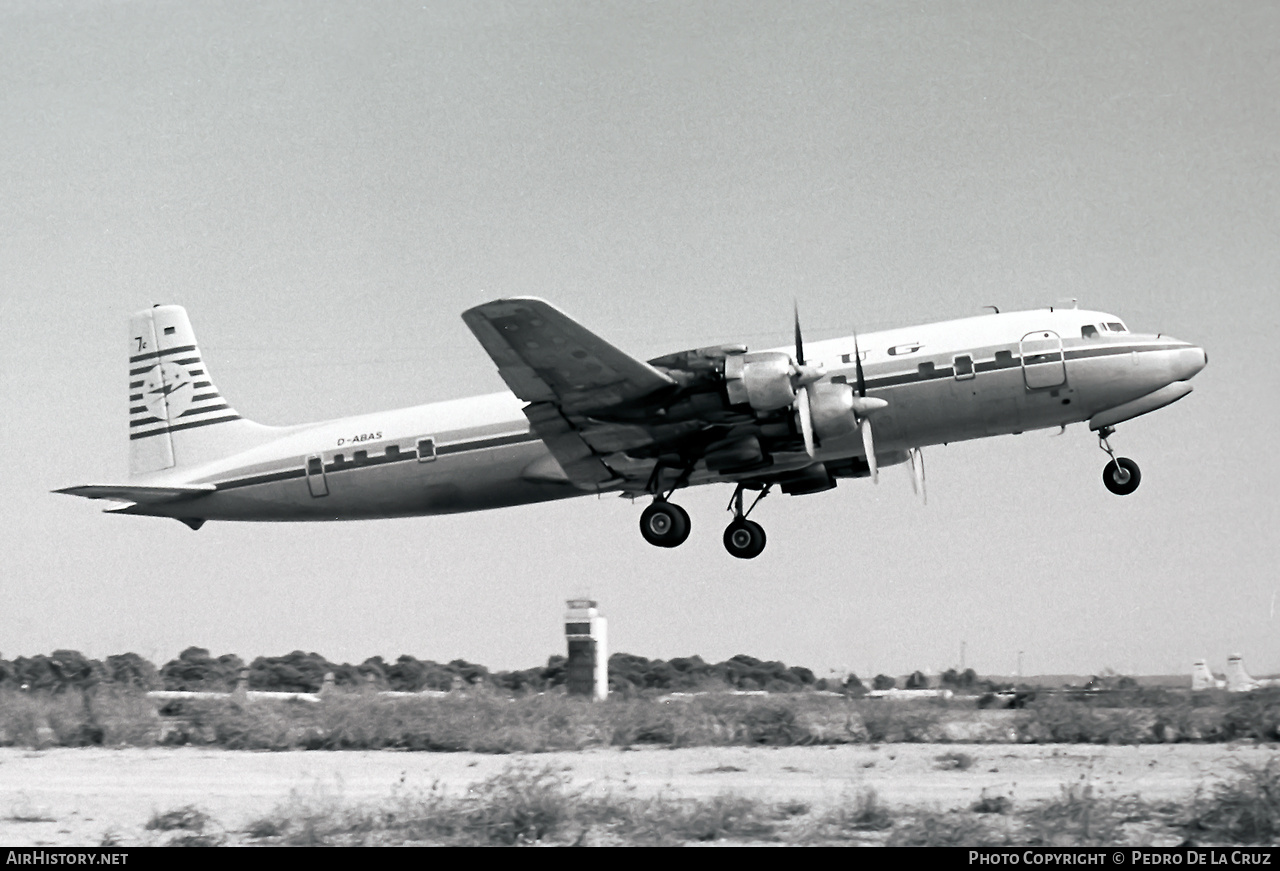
[1181,759,1280,844]
[129,760,1280,846]
[2,686,1278,751]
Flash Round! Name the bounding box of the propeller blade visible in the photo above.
[861,417,878,483]
[909,447,926,504]
[852,329,866,397]
[793,301,805,366]
[797,385,816,456]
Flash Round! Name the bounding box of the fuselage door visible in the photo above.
[305,454,329,497]
[1019,331,1066,389]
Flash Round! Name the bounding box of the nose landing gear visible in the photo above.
[1097,426,1142,495]
[723,484,770,559]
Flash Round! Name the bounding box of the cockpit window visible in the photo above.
[1106,322,1126,332]
[1081,325,1099,339]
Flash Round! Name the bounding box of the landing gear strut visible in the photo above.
[723,484,769,559]
[1097,426,1141,495]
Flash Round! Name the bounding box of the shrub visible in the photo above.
[1020,783,1137,846]
[1182,760,1280,844]
[887,810,1004,846]
[935,751,975,771]
[817,788,894,835]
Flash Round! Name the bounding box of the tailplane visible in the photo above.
[128,306,276,474]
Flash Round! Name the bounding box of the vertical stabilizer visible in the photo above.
[1224,654,1259,693]
[128,306,275,476]
[1191,659,1223,691]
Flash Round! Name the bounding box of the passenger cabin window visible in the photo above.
[1081,325,1099,339]
[354,450,368,464]
[831,375,847,384]
[306,456,324,475]
[417,437,437,462]
[995,350,1013,364]
[385,445,401,459]
[917,362,935,378]
[953,355,975,380]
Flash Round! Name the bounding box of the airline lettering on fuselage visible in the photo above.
[337,432,383,447]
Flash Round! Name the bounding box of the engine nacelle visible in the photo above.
[806,382,859,442]
[724,352,797,412]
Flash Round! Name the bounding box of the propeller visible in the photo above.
[852,328,881,484]
[908,447,926,504]
[792,305,885,468]
[793,303,818,456]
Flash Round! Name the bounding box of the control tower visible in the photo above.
[564,599,608,700]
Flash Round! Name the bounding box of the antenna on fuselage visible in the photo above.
[982,305,1000,314]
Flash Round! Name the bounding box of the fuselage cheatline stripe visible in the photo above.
[210,432,541,491]
[860,342,1186,391]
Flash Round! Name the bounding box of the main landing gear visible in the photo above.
[723,483,770,560]
[639,500,691,548]
[1096,426,1142,495]
[636,476,772,559]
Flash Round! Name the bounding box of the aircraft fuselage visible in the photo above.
[111,306,1205,524]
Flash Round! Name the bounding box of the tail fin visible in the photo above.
[1224,654,1259,693]
[1191,659,1222,691]
[129,306,276,475]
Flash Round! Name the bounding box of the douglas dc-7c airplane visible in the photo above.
[57,299,1206,558]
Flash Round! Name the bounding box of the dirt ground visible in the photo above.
[1,743,1276,846]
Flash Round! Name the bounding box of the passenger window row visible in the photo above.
[323,437,437,467]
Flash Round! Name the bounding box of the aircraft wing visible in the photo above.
[54,484,217,504]
[463,298,683,490]
[462,298,676,414]
[462,297,821,495]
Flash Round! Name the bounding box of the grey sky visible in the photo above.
[3,1,1277,678]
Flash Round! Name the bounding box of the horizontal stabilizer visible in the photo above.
[54,483,216,504]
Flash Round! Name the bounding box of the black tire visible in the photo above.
[639,501,691,547]
[1102,457,1141,495]
[723,518,767,559]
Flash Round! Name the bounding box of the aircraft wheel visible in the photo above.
[723,518,767,559]
[640,501,691,548]
[1102,457,1141,495]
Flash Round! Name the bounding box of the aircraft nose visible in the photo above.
[1172,343,1207,381]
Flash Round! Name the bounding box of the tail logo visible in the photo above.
[140,361,197,419]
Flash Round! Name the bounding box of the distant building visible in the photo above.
[565,599,608,700]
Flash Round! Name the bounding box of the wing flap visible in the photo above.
[462,298,675,413]
[524,403,622,491]
[55,484,216,504]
